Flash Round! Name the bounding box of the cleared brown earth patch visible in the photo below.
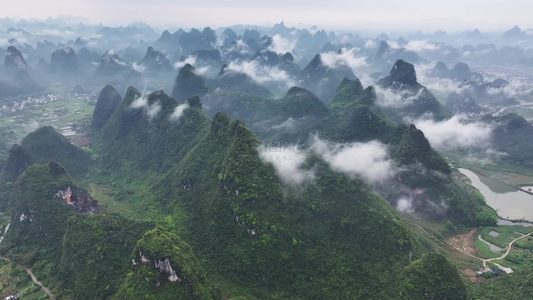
[462,268,485,282]
[447,228,478,256]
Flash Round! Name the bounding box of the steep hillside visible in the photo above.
[401,252,467,300]
[141,111,421,298]
[98,87,209,173]
[21,126,91,177]
[1,161,98,265]
[300,53,357,102]
[0,144,35,184]
[114,227,218,300]
[171,64,208,101]
[59,214,153,299]
[90,93,465,298]
[0,160,152,299]
[92,84,123,129]
[197,77,495,226]
[325,77,395,142]
[377,59,451,121]
[0,144,35,211]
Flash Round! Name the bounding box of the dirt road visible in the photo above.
[0,223,55,299]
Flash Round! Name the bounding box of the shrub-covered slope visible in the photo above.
[21,126,91,177]
[91,90,470,298]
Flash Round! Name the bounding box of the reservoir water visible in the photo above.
[458,168,533,222]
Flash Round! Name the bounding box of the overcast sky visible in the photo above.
[1,0,531,32]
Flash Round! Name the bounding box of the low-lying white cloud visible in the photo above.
[132,62,146,73]
[170,103,189,121]
[195,65,210,75]
[415,63,470,97]
[268,34,296,54]
[36,29,76,38]
[311,137,395,183]
[364,39,377,49]
[396,197,415,213]
[173,56,210,74]
[259,145,315,185]
[259,137,396,185]
[387,40,401,50]
[405,40,440,52]
[413,115,492,151]
[375,86,424,108]
[272,117,296,130]
[423,78,468,96]
[486,81,532,100]
[174,56,197,69]
[114,58,128,67]
[222,39,252,55]
[320,48,368,70]
[226,60,296,88]
[146,104,161,119]
[131,93,161,119]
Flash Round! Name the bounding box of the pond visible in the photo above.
[458,168,533,222]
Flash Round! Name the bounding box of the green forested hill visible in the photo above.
[0,79,493,299]
[85,86,474,298]
[0,161,154,299]
[402,252,467,299]
[21,126,91,177]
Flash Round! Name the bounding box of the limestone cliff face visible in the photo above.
[2,162,101,266]
[92,85,123,129]
[116,227,217,299]
[133,250,181,282]
[55,186,100,214]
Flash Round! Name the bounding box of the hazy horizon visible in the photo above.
[1,0,532,33]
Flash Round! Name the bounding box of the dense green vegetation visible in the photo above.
[279,86,328,118]
[1,162,79,266]
[97,87,209,173]
[0,124,94,212]
[171,64,208,101]
[0,144,36,184]
[206,66,273,98]
[326,79,395,142]
[114,227,218,300]
[468,261,533,299]
[101,101,423,298]
[21,126,91,177]
[0,77,500,299]
[0,160,156,299]
[0,259,49,300]
[1,18,532,299]
[391,124,450,174]
[402,252,467,300]
[59,214,153,299]
[92,84,123,129]
[88,87,480,298]
[200,74,496,226]
[0,144,36,211]
[478,226,532,248]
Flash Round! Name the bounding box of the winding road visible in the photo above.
[442,225,532,271]
[0,255,56,299]
[0,223,56,299]
[482,232,532,268]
